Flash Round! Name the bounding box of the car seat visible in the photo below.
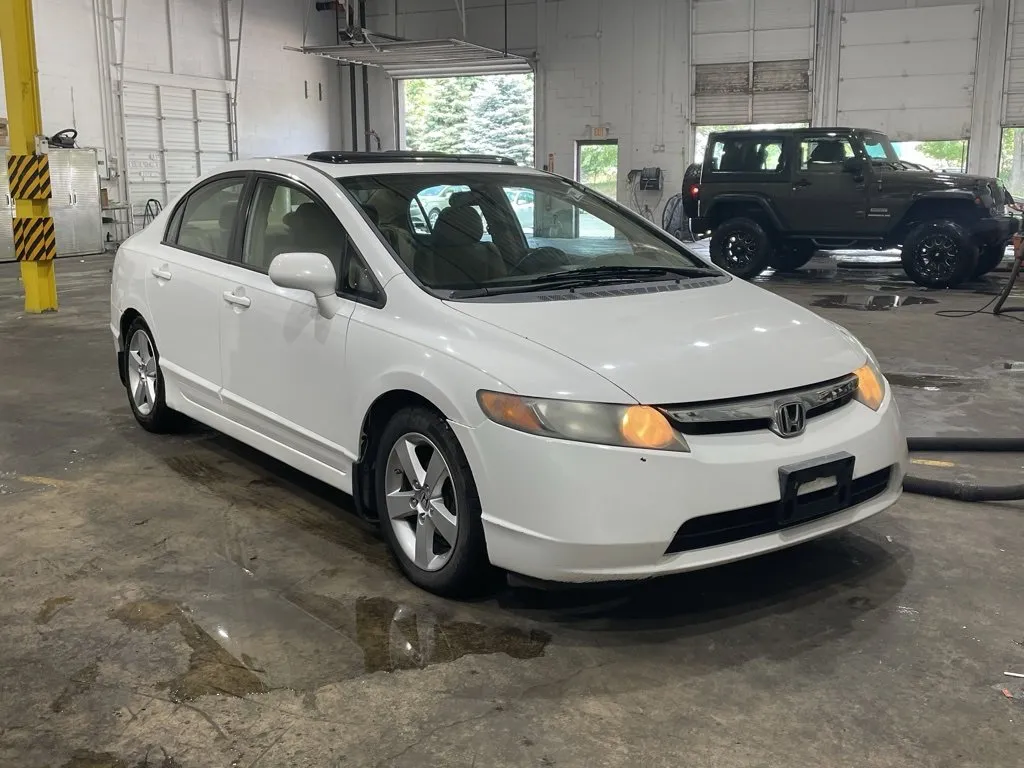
[808,141,846,165]
[422,206,506,286]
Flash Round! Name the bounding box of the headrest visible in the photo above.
[809,141,845,163]
[433,206,483,246]
[448,190,486,209]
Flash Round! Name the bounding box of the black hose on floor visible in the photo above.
[903,436,1024,501]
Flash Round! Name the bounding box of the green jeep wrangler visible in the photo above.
[683,127,1018,288]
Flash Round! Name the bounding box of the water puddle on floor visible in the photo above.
[884,373,976,391]
[811,294,938,311]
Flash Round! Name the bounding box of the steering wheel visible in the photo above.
[50,128,78,147]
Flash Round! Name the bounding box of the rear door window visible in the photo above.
[711,137,786,174]
[173,177,246,259]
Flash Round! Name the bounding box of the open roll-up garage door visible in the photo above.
[1004,0,1024,125]
[691,0,814,124]
[838,4,980,140]
[121,82,234,231]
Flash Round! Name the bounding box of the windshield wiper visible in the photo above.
[528,265,720,284]
[447,265,721,299]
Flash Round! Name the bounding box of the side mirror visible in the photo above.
[843,157,867,174]
[268,252,342,318]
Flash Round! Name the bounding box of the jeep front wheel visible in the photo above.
[900,220,978,288]
[710,217,773,279]
[771,241,817,272]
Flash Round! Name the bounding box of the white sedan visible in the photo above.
[111,151,906,596]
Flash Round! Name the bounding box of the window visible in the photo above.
[800,137,855,170]
[174,177,245,258]
[339,172,709,293]
[242,179,346,274]
[694,123,806,162]
[999,127,1024,201]
[710,138,785,173]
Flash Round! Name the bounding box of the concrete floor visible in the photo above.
[1,254,1023,768]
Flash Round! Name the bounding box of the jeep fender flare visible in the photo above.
[704,194,784,232]
[892,190,980,238]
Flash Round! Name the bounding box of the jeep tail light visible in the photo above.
[690,184,699,199]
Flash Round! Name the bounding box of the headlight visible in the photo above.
[853,357,885,411]
[477,391,689,451]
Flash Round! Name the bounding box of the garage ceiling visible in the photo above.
[297,38,532,79]
[837,4,980,140]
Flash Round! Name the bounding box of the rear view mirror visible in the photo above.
[269,252,342,318]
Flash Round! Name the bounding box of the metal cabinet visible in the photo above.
[0,151,12,262]
[0,147,102,262]
[49,149,103,256]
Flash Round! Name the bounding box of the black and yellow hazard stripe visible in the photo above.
[12,216,56,262]
[7,153,52,200]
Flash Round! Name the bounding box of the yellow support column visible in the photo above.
[0,0,57,312]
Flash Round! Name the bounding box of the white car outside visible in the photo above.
[110,152,907,596]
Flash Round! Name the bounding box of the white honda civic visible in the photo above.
[110,151,906,596]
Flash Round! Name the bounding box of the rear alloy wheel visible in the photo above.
[376,407,491,596]
[900,220,978,288]
[123,318,179,433]
[771,241,817,272]
[973,241,1009,278]
[709,217,773,279]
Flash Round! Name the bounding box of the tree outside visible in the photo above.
[998,127,1024,199]
[577,143,618,198]
[403,74,534,166]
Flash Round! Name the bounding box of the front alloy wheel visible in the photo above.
[385,433,459,572]
[375,406,491,596]
[900,220,978,288]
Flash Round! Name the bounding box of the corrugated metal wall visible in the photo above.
[837,4,980,140]
[121,82,234,231]
[691,0,814,125]
[1005,0,1024,125]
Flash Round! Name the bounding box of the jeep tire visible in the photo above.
[771,241,817,272]
[973,241,1008,278]
[900,220,978,288]
[710,217,773,279]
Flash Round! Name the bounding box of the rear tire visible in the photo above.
[900,220,978,288]
[375,406,492,597]
[973,242,1009,278]
[709,217,773,279]
[771,241,817,272]
[123,318,180,433]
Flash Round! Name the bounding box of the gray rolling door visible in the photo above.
[692,0,814,125]
[122,82,233,231]
[1006,0,1024,125]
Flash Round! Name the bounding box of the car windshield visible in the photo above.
[860,132,900,163]
[339,172,712,295]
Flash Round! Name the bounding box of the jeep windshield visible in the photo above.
[339,172,716,296]
[860,131,904,166]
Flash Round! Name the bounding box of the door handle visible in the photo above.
[151,266,172,281]
[223,291,251,308]
[794,179,811,189]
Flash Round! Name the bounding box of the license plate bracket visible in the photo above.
[778,452,855,526]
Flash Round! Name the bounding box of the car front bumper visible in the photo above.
[451,393,906,583]
[974,214,1019,245]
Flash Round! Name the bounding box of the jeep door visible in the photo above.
[774,134,870,234]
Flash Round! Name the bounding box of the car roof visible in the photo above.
[221,155,549,179]
[709,127,875,138]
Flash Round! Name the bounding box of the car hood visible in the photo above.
[444,280,868,404]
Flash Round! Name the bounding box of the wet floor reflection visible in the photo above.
[811,294,938,311]
[884,373,977,391]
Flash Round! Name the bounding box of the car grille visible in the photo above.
[663,465,894,554]
[659,373,859,437]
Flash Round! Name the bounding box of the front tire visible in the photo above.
[123,318,179,433]
[973,241,1008,278]
[900,220,978,288]
[709,217,773,279]
[375,407,491,597]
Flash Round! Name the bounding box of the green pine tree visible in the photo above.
[461,74,535,166]
[419,77,481,153]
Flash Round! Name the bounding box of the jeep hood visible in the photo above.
[445,280,868,404]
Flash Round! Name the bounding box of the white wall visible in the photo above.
[0,0,342,164]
